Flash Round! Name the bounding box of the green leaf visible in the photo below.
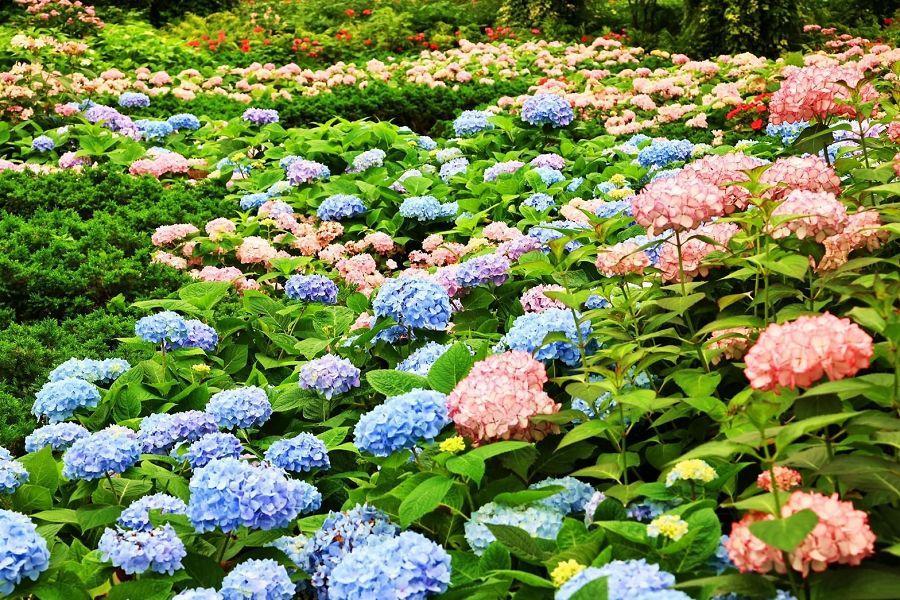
[673,370,721,397]
[32,509,79,525]
[365,369,431,396]
[106,580,173,600]
[294,338,330,359]
[493,486,564,508]
[570,576,608,600]
[767,254,808,280]
[178,281,232,310]
[478,543,511,572]
[19,446,59,492]
[748,509,818,552]
[557,420,610,449]
[491,570,555,589]
[677,573,775,597]
[810,567,900,599]
[427,343,475,393]
[775,412,861,453]
[484,524,554,564]
[76,505,123,531]
[446,453,486,485]
[12,484,53,512]
[655,293,705,313]
[182,553,226,588]
[398,475,454,527]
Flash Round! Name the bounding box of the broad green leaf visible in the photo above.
[748,509,818,552]
[398,475,454,527]
[365,369,431,396]
[19,446,59,492]
[484,524,554,564]
[428,343,474,394]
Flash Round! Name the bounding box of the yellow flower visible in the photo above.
[607,187,633,200]
[439,436,465,454]
[551,559,586,587]
[666,459,716,486]
[648,514,689,541]
[191,363,211,376]
[609,173,627,186]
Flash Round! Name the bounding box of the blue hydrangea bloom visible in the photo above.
[0,460,28,494]
[220,559,295,600]
[317,194,366,221]
[165,320,219,352]
[637,139,694,169]
[566,176,585,192]
[62,425,141,481]
[240,193,270,211]
[529,476,595,514]
[630,592,693,600]
[400,195,457,221]
[626,500,669,522]
[523,192,556,211]
[207,387,272,430]
[167,113,201,131]
[439,157,469,181]
[521,93,574,128]
[241,107,279,125]
[272,534,309,565]
[774,592,799,600]
[31,135,55,152]
[118,493,187,531]
[465,503,563,555]
[175,432,243,469]
[347,148,386,173]
[709,534,734,574]
[583,490,606,524]
[266,180,292,196]
[279,155,301,169]
[556,559,676,600]
[49,357,130,384]
[528,220,588,252]
[397,342,449,377]
[456,253,511,288]
[595,200,634,219]
[135,311,189,345]
[373,277,452,331]
[188,458,321,533]
[118,92,150,108]
[500,308,592,365]
[299,354,360,399]
[0,509,50,596]
[0,448,9,461]
[174,589,222,600]
[533,167,565,186]
[32,377,101,423]
[24,422,89,453]
[99,524,185,575]
[285,274,338,304]
[584,294,610,310]
[136,119,174,141]
[329,531,451,600]
[619,133,652,154]
[138,411,218,454]
[265,433,330,472]
[453,110,494,137]
[417,135,437,150]
[765,121,809,145]
[355,389,449,457]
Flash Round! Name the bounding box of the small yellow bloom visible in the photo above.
[191,363,211,376]
[439,436,465,454]
[607,187,633,200]
[648,514,689,541]
[609,173,627,186]
[666,459,716,486]
[551,559,586,587]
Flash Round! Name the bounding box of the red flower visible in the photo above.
[345,8,355,16]
[364,39,372,46]
[531,28,541,35]
[581,35,591,42]
[362,8,371,15]
[253,25,263,34]
[187,40,200,47]
[750,118,764,130]
[885,17,893,26]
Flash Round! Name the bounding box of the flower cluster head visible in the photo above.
[0,459,28,494]
[523,192,556,211]
[136,119,174,141]
[447,351,560,444]
[637,139,694,169]
[556,559,676,600]
[657,222,739,282]
[135,311,190,345]
[533,166,565,186]
[285,274,338,304]
[583,491,607,524]
[317,194,366,221]
[528,219,588,252]
[32,377,101,423]
[328,531,451,600]
[768,65,877,125]
[173,590,222,600]
[220,559,295,600]
[529,477,595,514]
[439,436,466,453]
[241,107,279,125]
[520,284,566,313]
[49,357,129,384]
[151,224,198,247]
[666,459,717,486]
[455,253,511,287]
[0,509,50,596]
[465,502,563,555]
[137,411,218,454]
[175,432,243,469]
[118,92,150,108]
[453,110,494,137]
[167,113,201,131]
[354,389,449,457]
[726,491,876,576]
[265,433,330,472]
[165,319,219,352]
[521,93,575,128]
[439,156,469,181]
[373,276,452,331]
[757,466,803,492]
[188,458,321,532]
[397,342,450,376]
[769,190,848,242]
[99,524,186,575]
[400,195,458,221]
[531,153,565,170]
[299,354,361,399]
[31,135,55,152]
[206,386,272,429]
[682,151,768,212]
[744,313,873,391]
[240,192,270,211]
[118,493,187,531]
[287,159,330,184]
[818,210,887,271]
[500,308,591,366]
[760,155,841,200]
[595,237,654,277]
[62,425,141,481]
[648,514,689,541]
[418,135,437,150]
[484,160,525,182]
[346,148,385,173]
[631,172,727,234]
[24,422,89,453]
[552,560,586,587]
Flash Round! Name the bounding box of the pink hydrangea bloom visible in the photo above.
[769,190,848,242]
[235,236,277,264]
[129,152,190,178]
[152,251,187,270]
[757,466,802,492]
[595,240,652,277]
[151,224,199,247]
[422,234,444,252]
[483,221,522,242]
[631,173,727,234]
[744,313,874,391]
[205,217,236,239]
[818,210,887,271]
[682,152,768,212]
[520,285,566,313]
[768,65,878,125]
[760,155,841,200]
[447,351,560,445]
[708,327,754,363]
[658,222,739,282]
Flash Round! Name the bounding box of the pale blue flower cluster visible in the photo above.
[354,389,449,456]
[347,148,386,173]
[434,148,462,163]
[220,559,295,600]
[118,493,187,530]
[619,133,652,154]
[317,194,366,221]
[594,199,634,219]
[187,458,321,532]
[400,195,458,221]
[285,274,338,304]
[765,121,809,145]
[484,160,524,182]
[465,503,563,555]
[583,490,606,524]
[240,192,270,211]
[98,524,186,575]
[0,460,28,494]
[523,192,555,211]
[272,534,309,565]
[62,425,141,481]
[328,531,451,600]
[119,92,151,108]
[456,253,511,287]
[397,342,449,376]
[33,377,101,423]
[31,135,55,152]
[566,176,585,191]
[207,387,272,429]
[135,311,190,345]
[24,422,89,453]
[584,294,610,310]
[520,93,575,128]
[265,433,330,472]
[175,432,243,469]
[287,159,330,184]
[136,119,174,140]
[374,277,452,331]
[533,166,565,186]
[528,220,587,252]
[299,354,361,399]
[137,411,219,454]
[167,113,201,131]
[166,320,219,352]
[555,559,676,600]
[500,308,591,365]
[453,110,494,137]
[637,139,694,169]
[49,357,130,384]
[0,509,50,596]
[709,535,734,574]
[173,589,222,600]
[418,135,437,150]
[439,157,469,181]
[241,107,279,125]
[529,476,595,514]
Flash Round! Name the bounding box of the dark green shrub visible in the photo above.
[680,0,801,57]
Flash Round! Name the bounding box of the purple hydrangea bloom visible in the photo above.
[24,422,89,453]
[174,432,243,469]
[220,559,295,600]
[455,253,511,287]
[265,433,330,472]
[521,93,574,128]
[31,135,55,152]
[299,355,360,399]
[286,159,330,184]
[206,387,272,430]
[317,194,366,221]
[484,160,524,182]
[354,389,449,457]
[241,107,279,125]
[32,377,101,423]
[0,509,50,595]
[118,92,151,108]
[498,235,543,260]
[99,524,186,575]
[118,493,187,531]
[137,411,218,454]
[530,153,565,170]
[62,426,141,481]
[373,277,452,331]
[285,274,338,304]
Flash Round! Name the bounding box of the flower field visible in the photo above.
[1,1,899,599]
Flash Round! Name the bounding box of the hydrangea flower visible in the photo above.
[173,589,222,600]
[187,458,321,532]
[566,177,584,192]
[240,192,270,211]
[626,500,670,522]
[417,135,437,150]
[523,193,556,211]
[757,466,802,492]
[0,460,28,494]
[666,459,717,486]
[286,159,330,184]
[346,148,386,173]
[32,377,101,423]
[317,194,366,221]
[521,93,574,128]
[135,311,189,345]
[328,531,451,600]
[533,166,565,186]
[167,113,201,131]
[373,277,452,331]
[206,387,272,429]
[595,200,633,219]
[354,389,449,456]
[166,320,219,352]
[528,220,587,252]
[220,559,295,600]
[453,110,494,137]
[583,491,607,524]
[397,342,450,376]
[531,153,565,170]
[769,190,848,242]
[24,422,89,453]
[648,514,689,541]
[137,411,218,455]
[439,157,469,181]
[520,284,566,313]
[48,357,130,384]
[118,493,188,530]
[136,119,174,141]
[465,503,564,555]
[500,308,591,366]
[118,92,150,108]
[484,160,525,182]
[31,135,55,152]
[400,195,457,221]
[62,425,141,481]
[299,354,361,399]
[285,274,338,304]
[529,477,595,514]
[175,432,243,469]
[265,433,330,472]
[0,509,50,596]
[455,253,510,287]
[241,107,279,125]
[631,172,727,234]
[271,534,309,565]
[99,524,186,575]
[637,139,694,169]
[556,559,676,600]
